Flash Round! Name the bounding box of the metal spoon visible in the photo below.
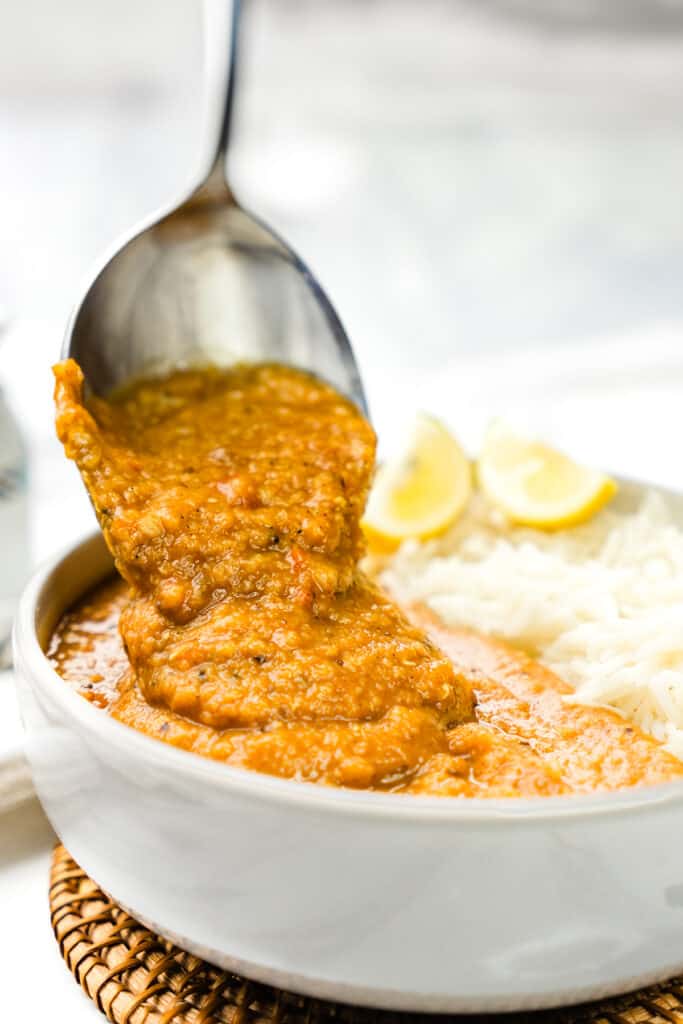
[62,0,367,414]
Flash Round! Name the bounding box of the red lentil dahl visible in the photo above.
[50,359,683,795]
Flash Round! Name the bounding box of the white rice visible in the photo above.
[377,490,683,760]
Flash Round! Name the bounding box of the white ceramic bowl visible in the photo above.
[14,530,683,1013]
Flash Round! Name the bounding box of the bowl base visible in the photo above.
[50,843,683,1020]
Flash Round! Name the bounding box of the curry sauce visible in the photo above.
[51,359,683,796]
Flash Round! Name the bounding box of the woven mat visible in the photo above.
[50,845,683,1024]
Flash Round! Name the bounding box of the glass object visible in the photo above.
[0,375,29,667]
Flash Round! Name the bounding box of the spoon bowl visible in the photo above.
[66,183,366,408]
[63,0,367,413]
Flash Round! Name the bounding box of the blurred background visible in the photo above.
[3,0,683,587]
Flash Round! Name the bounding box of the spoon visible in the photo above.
[62,0,367,415]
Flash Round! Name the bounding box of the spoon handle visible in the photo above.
[198,0,242,192]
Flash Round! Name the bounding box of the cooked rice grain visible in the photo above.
[378,491,683,759]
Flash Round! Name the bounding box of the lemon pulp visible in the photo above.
[363,415,472,547]
[477,421,617,530]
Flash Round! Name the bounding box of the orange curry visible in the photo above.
[51,359,683,796]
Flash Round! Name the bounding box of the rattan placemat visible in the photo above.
[50,844,683,1024]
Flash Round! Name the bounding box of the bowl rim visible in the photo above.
[15,529,683,825]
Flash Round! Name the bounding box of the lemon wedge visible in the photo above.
[477,421,617,530]
[363,414,472,548]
